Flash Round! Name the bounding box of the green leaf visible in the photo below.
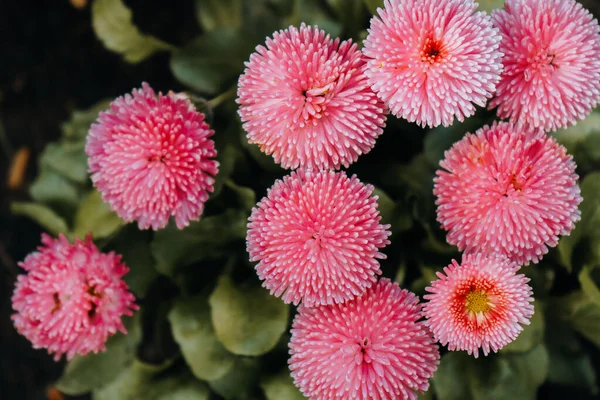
[151,209,248,276]
[477,0,505,14]
[546,310,599,393]
[326,0,363,39]
[213,145,240,197]
[30,167,82,210]
[61,100,111,142]
[168,295,236,381]
[363,0,383,14]
[433,352,473,400]
[195,0,243,31]
[501,303,544,353]
[111,227,158,297]
[372,187,413,233]
[260,369,305,400]
[11,202,69,235]
[558,172,600,270]
[434,345,549,400]
[423,117,481,167]
[553,108,600,156]
[39,142,88,183]
[56,314,141,395]
[92,0,174,63]
[209,275,289,356]
[170,28,255,95]
[558,291,600,348]
[207,357,261,400]
[224,180,256,211]
[580,265,600,306]
[73,190,122,240]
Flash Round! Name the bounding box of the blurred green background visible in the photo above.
[1,1,600,399]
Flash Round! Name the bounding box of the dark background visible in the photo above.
[2,1,600,399]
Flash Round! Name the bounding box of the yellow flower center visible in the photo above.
[465,290,491,313]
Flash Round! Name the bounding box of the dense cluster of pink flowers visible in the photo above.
[12,234,137,360]
[12,0,596,397]
[86,83,219,230]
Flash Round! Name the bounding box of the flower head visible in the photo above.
[489,0,600,131]
[423,253,534,357]
[363,0,502,128]
[237,24,387,170]
[289,278,440,400]
[247,170,391,307]
[434,121,581,265]
[12,234,137,360]
[86,83,219,230]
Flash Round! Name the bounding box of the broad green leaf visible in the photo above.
[433,352,473,400]
[434,345,549,400]
[170,28,255,95]
[239,124,282,172]
[580,266,600,306]
[559,291,600,348]
[546,311,599,393]
[149,374,210,400]
[92,0,174,63]
[111,227,158,297]
[168,295,236,381]
[61,100,111,141]
[209,275,289,356]
[208,357,261,400]
[56,314,141,395]
[477,0,504,14]
[73,190,122,240]
[195,0,243,31]
[553,109,600,156]
[30,167,81,210]
[326,0,363,39]
[502,304,544,353]
[558,172,600,270]
[151,209,248,276]
[260,369,305,400]
[260,371,304,400]
[363,0,383,14]
[39,142,88,183]
[11,202,69,235]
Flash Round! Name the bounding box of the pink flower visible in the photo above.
[423,253,534,357]
[363,0,502,128]
[289,278,440,400]
[11,234,138,361]
[86,83,219,230]
[434,122,581,265]
[237,24,386,170]
[489,0,600,132]
[247,170,391,307]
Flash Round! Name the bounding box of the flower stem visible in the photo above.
[207,86,237,110]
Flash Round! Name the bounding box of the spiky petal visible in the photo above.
[423,253,534,357]
[289,278,440,400]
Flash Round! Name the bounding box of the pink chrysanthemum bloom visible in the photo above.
[289,278,440,400]
[434,121,582,265]
[363,0,502,128]
[86,83,219,230]
[247,170,391,307]
[237,24,387,170]
[489,0,600,132]
[11,234,137,360]
[423,253,534,357]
